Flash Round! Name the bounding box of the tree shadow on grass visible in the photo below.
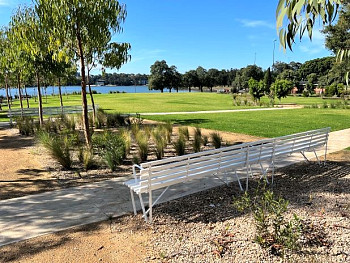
[170,118,211,126]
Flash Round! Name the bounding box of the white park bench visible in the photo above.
[124,127,330,222]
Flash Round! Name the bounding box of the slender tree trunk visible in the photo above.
[76,24,91,147]
[161,89,163,93]
[36,72,43,125]
[188,86,191,92]
[176,87,179,92]
[5,75,11,110]
[86,63,96,123]
[210,87,213,92]
[58,78,63,114]
[24,85,30,108]
[17,74,23,115]
[169,88,171,93]
[200,86,203,92]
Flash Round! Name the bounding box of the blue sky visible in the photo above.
[0,0,332,74]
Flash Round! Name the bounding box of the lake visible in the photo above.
[0,85,195,97]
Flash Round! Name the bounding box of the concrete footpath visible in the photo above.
[0,128,349,247]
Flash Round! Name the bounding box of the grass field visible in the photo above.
[142,108,350,138]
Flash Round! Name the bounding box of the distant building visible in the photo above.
[96,79,105,86]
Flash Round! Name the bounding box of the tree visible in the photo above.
[276,0,348,83]
[196,66,207,92]
[183,70,198,92]
[0,28,12,111]
[248,78,265,102]
[263,67,272,93]
[207,68,219,92]
[11,6,49,125]
[35,0,129,146]
[167,66,182,93]
[149,60,169,93]
[272,79,293,101]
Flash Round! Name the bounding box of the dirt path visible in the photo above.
[0,129,58,200]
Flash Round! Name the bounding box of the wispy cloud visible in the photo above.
[0,0,10,6]
[298,30,326,55]
[237,19,274,29]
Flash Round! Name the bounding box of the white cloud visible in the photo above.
[298,29,326,55]
[0,0,10,6]
[237,19,274,29]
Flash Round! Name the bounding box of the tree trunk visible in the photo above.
[76,23,91,147]
[161,89,163,93]
[86,63,96,124]
[58,78,63,114]
[36,72,43,125]
[5,75,11,110]
[17,74,23,116]
[210,87,213,92]
[24,85,30,108]
[176,87,179,92]
[188,86,191,92]
[200,86,203,92]
[169,88,171,93]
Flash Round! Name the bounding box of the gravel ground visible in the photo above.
[144,159,350,262]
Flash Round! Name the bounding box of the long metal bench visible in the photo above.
[124,127,330,222]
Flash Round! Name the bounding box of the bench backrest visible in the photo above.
[134,127,330,193]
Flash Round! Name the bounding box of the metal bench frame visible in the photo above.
[124,127,330,222]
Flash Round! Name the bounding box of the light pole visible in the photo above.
[272,39,277,68]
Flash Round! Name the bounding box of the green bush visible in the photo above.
[233,186,301,256]
[16,116,35,136]
[106,113,127,128]
[37,131,72,169]
[202,135,209,146]
[92,131,125,171]
[136,130,149,162]
[152,128,166,160]
[120,128,131,155]
[173,135,186,156]
[211,132,222,149]
[178,126,189,141]
[193,133,201,153]
[79,147,95,171]
[163,121,173,143]
[95,108,107,128]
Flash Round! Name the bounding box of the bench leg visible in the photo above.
[235,171,243,191]
[138,193,148,222]
[324,141,328,166]
[313,150,320,164]
[149,190,153,223]
[130,189,137,215]
[245,166,250,191]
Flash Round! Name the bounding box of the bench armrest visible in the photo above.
[132,164,143,181]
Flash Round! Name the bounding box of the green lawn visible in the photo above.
[1,93,348,123]
[142,108,350,138]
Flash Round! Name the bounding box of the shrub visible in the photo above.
[79,147,94,171]
[194,127,202,137]
[95,108,107,128]
[173,135,186,156]
[37,131,72,169]
[202,135,209,146]
[193,132,201,153]
[136,130,149,162]
[163,121,173,143]
[211,132,222,149]
[106,113,127,128]
[178,126,190,140]
[233,186,302,256]
[92,131,125,171]
[152,128,166,160]
[16,116,35,136]
[120,128,131,155]
[322,102,328,108]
